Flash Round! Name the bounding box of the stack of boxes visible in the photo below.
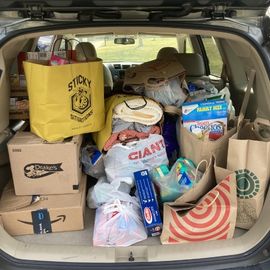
[0,132,86,236]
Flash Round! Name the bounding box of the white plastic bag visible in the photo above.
[144,77,188,107]
[104,134,169,184]
[93,199,147,247]
[87,176,133,209]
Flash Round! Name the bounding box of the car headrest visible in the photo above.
[156,47,178,59]
[176,53,206,77]
[75,42,97,61]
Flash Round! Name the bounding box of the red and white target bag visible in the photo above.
[161,167,237,244]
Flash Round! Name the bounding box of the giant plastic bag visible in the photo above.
[93,199,147,247]
[104,134,169,184]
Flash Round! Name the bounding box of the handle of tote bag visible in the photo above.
[52,37,73,52]
[237,69,256,131]
[51,38,88,62]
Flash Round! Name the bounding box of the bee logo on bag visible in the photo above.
[68,75,93,122]
[24,163,63,179]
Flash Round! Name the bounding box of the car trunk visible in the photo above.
[0,12,270,268]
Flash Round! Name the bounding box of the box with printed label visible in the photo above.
[0,174,86,236]
[182,99,228,140]
[7,132,82,195]
[134,169,162,236]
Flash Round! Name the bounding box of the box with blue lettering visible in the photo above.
[134,169,162,237]
[182,99,228,140]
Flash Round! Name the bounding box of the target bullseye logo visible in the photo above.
[235,169,260,199]
[168,176,234,243]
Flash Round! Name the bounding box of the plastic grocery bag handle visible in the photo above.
[237,69,256,131]
[102,199,142,223]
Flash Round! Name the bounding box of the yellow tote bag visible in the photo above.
[23,60,105,142]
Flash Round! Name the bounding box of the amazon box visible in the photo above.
[0,174,86,236]
[7,132,82,195]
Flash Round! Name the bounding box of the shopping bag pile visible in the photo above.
[15,41,270,246]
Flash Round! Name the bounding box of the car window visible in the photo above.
[75,34,178,63]
[201,36,223,77]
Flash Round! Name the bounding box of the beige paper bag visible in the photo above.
[226,69,270,229]
[227,122,270,229]
[179,123,236,168]
[161,168,237,244]
[179,69,257,170]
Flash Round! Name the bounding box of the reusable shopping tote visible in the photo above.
[23,54,105,141]
[227,70,270,229]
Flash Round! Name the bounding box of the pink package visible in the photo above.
[50,54,70,66]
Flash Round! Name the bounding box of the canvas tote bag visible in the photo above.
[23,40,105,142]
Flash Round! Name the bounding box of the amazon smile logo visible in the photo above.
[17,209,67,234]
[18,215,66,225]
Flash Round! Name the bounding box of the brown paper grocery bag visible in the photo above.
[227,121,270,229]
[161,168,237,244]
[179,69,256,170]
[226,69,270,229]
[179,123,236,168]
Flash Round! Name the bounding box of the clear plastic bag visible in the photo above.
[81,144,105,178]
[87,176,133,209]
[151,158,204,203]
[93,199,147,247]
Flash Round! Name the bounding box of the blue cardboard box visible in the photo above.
[134,169,162,236]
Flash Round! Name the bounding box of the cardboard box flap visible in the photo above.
[0,182,39,212]
[8,132,81,145]
[0,175,86,214]
[124,59,186,86]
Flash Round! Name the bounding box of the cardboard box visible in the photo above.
[8,132,82,195]
[0,174,86,236]
[134,169,162,237]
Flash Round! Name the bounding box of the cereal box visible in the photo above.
[182,99,228,140]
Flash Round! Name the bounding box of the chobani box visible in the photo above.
[182,99,228,140]
[134,169,162,237]
[7,132,82,195]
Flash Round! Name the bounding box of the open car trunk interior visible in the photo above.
[0,24,270,265]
